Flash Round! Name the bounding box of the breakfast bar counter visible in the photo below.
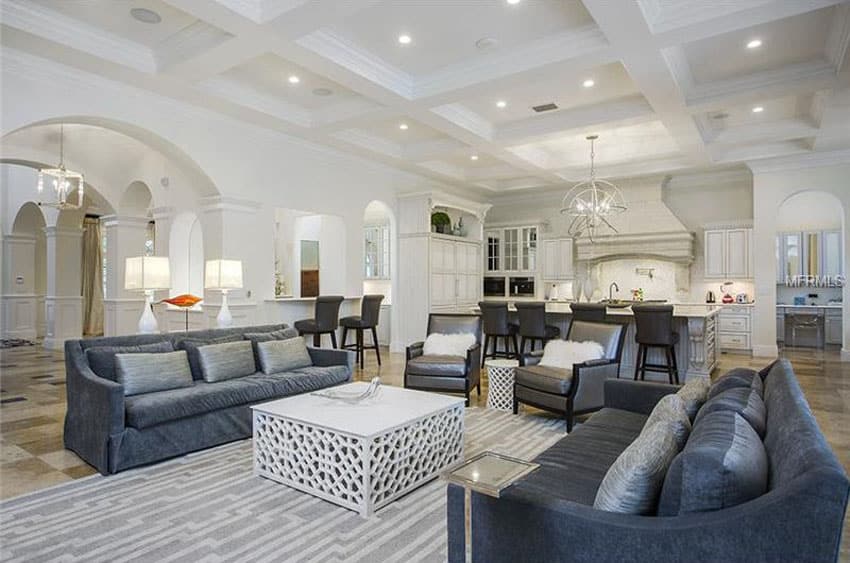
[467,302,720,380]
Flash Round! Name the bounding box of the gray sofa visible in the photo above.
[448,359,850,562]
[64,324,354,475]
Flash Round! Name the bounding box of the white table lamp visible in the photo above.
[125,256,170,334]
[205,259,243,328]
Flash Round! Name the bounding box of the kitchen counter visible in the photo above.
[777,304,842,309]
[473,302,720,319]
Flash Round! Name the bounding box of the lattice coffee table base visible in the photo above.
[253,404,464,517]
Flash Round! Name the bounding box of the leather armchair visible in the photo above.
[514,320,627,431]
[404,314,482,406]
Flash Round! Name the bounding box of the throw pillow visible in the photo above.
[709,367,763,399]
[115,350,193,396]
[593,420,680,514]
[538,340,604,369]
[86,341,174,381]
[197,340,257,383]
[676,377,711,420]
[243,328,299,343]
[694,386,766,438]
[422,333,476,357]
[642,394,692,450]
[257,338,313,374]
[657,410,768,516]
[176,334,243,380]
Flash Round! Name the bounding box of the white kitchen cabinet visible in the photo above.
[776,230,842,285]
[822,230,843,279]
[717,305,752,351]
[776,308,785,343]
[429,236,481,310]
[826,309,842,345]
[484,225,538,273]
[704,228,752,279]
[542,238,574,280]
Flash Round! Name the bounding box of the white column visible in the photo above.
[101,215,149,336]
[201,196,268,327]
[43,226,83,350]
[1,234,39,340]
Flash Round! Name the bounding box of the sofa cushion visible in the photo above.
[175,334,243,380]
[643,394,692,449]
[124,367,351,429]
[257,338,313,374]
[515,365,572,395]
[244,328,299,366]
[406,355,466,377]
[657,410,768,516]
[197,340,257,383]
[86,341,174,381]
[593,418,681,514]
[695,386,766,438]
[115,350,194,396]
[676,377,710,420]
[505,409,647,507]
[709,367,763,399]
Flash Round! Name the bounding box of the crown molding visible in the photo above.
[1,0,156,73]
[746,148,850,173]
[639,0,769,34]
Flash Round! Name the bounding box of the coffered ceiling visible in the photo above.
[2,0,849,197]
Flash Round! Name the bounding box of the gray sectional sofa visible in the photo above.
[64,324,353,475]
[448,359,850,562]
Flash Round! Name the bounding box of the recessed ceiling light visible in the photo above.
[130,8,161,24]
[288,75,300,84]
[470,154,479,161]
[398,34,412,45]
[583,79,595,88]
[312,88,333,97]
[496,100,507,109]
[747,39,762,49]
[506,0,521,4]
[752,106,764,113]
[399,123,409,130]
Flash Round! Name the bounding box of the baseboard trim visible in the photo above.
[751,344,779,358]
[842,349,850,362]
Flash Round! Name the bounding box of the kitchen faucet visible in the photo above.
[609,282,619,301]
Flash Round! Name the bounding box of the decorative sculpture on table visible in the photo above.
[312,377,381,404]
[160,294,202,332]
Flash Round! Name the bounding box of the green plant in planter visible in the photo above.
[431,211,451,234]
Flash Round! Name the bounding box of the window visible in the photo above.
[364,225,390,279]
[486,231,501,272]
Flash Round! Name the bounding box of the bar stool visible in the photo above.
[294,295,344,348]
[340,295,384,369]
[478,301,519,360]
[632,304,679,384]
[570,303,608,323]
[515,302,561,355]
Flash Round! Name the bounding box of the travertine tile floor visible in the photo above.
[1,343,848,558]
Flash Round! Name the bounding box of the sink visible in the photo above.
[598,299,668,308]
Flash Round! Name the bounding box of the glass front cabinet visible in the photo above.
[485,226,537,273]
[364,224,390,279]
[776,230,842,284]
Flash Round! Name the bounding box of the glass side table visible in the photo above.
[485,359,519,412]
[444,451,539,563]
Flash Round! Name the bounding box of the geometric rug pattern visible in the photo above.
[0,408,564,562]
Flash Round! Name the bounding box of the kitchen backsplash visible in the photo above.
[776,285,842,305]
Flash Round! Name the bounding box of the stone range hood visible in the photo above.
[575,231,695,264]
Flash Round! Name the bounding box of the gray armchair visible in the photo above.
[513,320,627,431]
[404,314,482,406]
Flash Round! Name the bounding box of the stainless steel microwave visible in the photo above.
[483,276,506,297]
[509,276,535,297]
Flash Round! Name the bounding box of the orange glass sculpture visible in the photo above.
[160,294,203,308]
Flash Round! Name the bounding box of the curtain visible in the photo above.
[81,216,104,336]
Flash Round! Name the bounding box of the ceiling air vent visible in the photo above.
[532,102,558,113]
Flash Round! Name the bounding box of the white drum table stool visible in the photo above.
[485,359,519,412]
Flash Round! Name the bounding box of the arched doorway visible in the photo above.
[776,190,844,350]
[362,200,396,350]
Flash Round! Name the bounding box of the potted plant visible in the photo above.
[431,211,451,234]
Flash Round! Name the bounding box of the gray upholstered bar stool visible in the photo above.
[632,304,679,384]
[340,294,384,369]
[294,295,345,348]
[478,301,519,360]
[570,303,608,322]
[515,302,561,355]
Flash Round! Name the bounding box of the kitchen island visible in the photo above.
[468,302,720,380]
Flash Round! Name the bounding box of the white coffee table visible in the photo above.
[252,382,465,517]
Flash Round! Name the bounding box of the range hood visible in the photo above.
[573,180,694,265]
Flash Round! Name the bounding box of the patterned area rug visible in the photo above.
[0,408,563,563]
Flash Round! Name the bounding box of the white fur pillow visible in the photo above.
[423,333,476,357]
[539,340,605,369]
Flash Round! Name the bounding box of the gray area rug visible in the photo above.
[0,408,564,563]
